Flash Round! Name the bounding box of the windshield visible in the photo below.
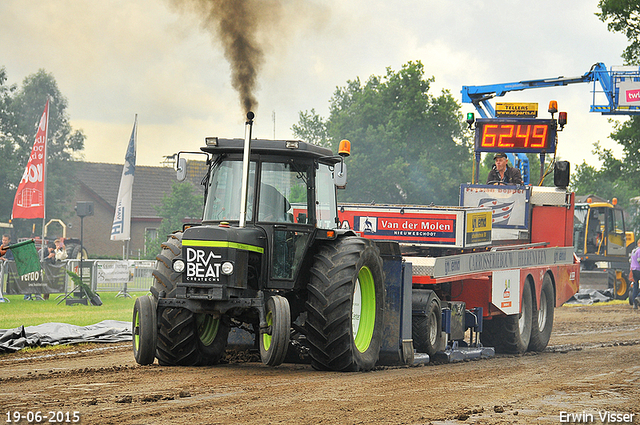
[203,158,337,227]
[203,159,255,222]
[258,162,309,223]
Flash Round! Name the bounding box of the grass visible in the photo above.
[0,292,139,329]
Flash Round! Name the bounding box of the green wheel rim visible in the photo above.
[196,314,220,346]
[133,308,141,350]
[352,266,376,353]
[263,310,273,351]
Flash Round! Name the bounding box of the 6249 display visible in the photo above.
[474,118,557,153]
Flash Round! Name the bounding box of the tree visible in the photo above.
[292,61,472,206]
[594,1,640,234]
[144,181,204,259]
[0,67,85,236]
[597,0,640,65]
[291,109,330,148]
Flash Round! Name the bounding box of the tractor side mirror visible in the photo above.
[177,157,187,182]
[334,161,347,189]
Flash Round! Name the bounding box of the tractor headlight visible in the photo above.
[173,259,185,273]
[221,261,234,275]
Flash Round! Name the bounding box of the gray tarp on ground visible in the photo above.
[565,288,614,305]
[0,320,131,353]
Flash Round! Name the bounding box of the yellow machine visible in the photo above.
[574,196,634,299]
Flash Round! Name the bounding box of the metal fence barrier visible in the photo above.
[1,259,156,296]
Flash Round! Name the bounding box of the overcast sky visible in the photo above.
[0,0,631,169]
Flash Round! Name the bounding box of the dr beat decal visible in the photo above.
[185,247,223,282]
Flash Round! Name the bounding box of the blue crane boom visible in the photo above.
[461,62,640,118]
[462,63,640,185]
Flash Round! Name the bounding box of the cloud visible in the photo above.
[0,0,631,169]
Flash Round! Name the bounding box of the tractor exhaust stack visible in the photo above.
[239,111,255,228]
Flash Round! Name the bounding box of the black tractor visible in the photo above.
[133,116,386,371]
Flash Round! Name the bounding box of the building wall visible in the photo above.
[64,185,161,258]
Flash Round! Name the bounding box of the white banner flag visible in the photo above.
[111,116,137,241]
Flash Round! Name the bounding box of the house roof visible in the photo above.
[74,162,206,218]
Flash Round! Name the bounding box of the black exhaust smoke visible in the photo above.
[170,1,330,115]
[170,0,265,114]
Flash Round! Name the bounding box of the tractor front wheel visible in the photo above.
[259,295,291,366]
[132,295,157,365]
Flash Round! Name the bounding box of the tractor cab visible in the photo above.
[573,198,630,262]
[573,196,634,300]
[173,137,348,303]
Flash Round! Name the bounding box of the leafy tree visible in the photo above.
[594,1,640,234]
[291,109,330,148]
[597,0,640,65]
[144,181,204,259]
[0,67,85,237]
[293,61,472,206]
[156,181,204,238]
[571,143,632,201]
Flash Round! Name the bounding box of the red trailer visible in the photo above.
[338,183,579,358]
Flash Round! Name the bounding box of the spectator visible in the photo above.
[40,242,56,264]
[0,234,14,262]
[54,238,68,261]
[630,239,640,309]
[25,242,57,301]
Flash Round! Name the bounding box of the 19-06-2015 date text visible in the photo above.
[5,411,80,423]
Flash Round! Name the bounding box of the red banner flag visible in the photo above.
[12,100,49,219]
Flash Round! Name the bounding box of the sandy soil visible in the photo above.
[0,303,639,425]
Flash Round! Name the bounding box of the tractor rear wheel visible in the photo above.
[156,308,230,366]
[132,295,157,365]
[152,232,183,298]
[528,274,554,352]
[306,237,384,372]
[152,231,229,366]
[259,295,291,366]
[481,278,533,354]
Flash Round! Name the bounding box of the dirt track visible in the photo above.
[0,303,639,425]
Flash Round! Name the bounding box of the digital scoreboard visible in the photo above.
[474,118,557,153]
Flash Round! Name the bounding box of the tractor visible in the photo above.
[133,113,387,371]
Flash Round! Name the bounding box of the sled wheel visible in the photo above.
[528,274,555,352]
[481,277,533,354]
[259,295,291,366]
[132,295,157,365]
[306,237,384,371]
[412,294,442,356]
